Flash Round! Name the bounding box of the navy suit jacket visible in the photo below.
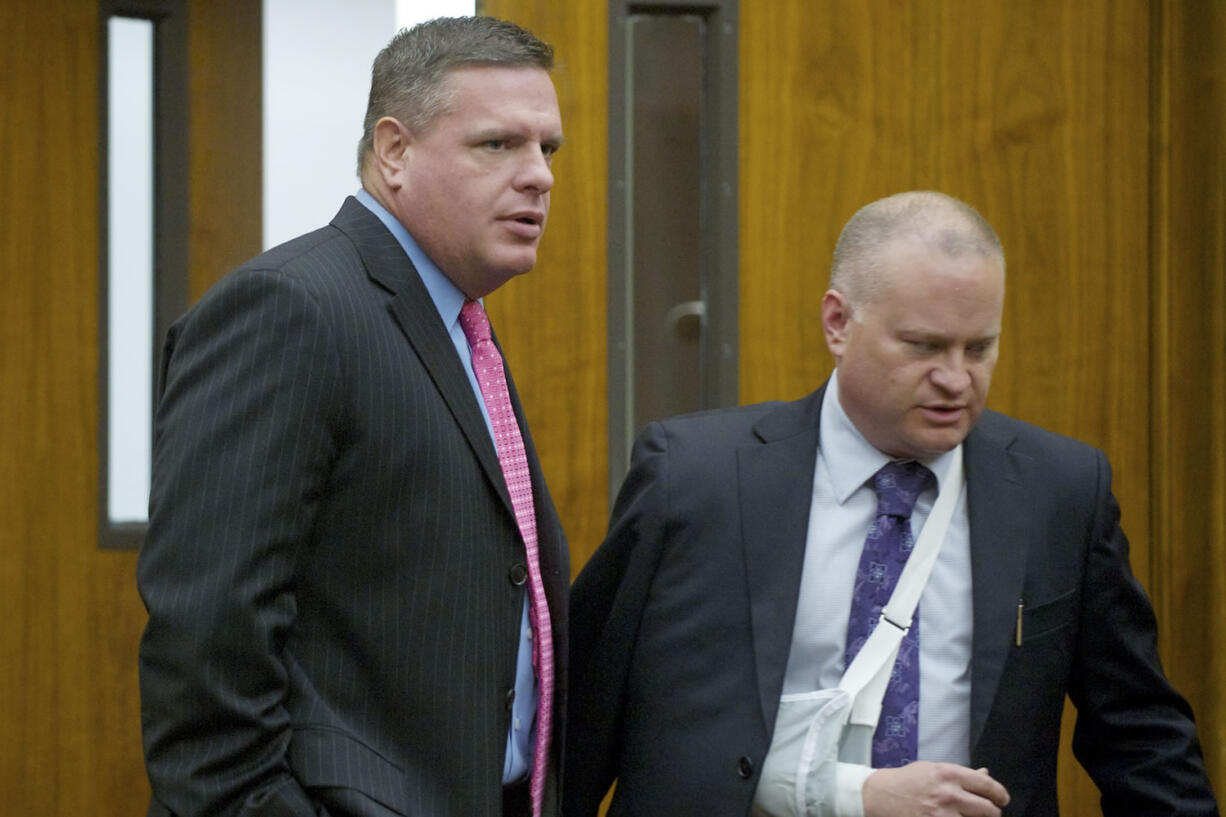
[138,197,568,817]
[565,383,1216,816]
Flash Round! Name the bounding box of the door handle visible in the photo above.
[665,299,705,339]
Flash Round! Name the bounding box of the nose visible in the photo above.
[931,350,971,393]
[515,146,554,195]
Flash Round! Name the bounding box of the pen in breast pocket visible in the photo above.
[1015,598,1024,646]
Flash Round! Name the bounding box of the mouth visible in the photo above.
[501,211,545,240]
[920,404,966,424]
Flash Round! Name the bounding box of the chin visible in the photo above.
[920,433,969,457]
[474,265,533,298]
[897,430,964,459]
[495,252,538,279]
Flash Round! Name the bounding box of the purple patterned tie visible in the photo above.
[844,460,934,768]
[460,300,553,817]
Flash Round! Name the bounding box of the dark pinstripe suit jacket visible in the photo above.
[138,197,568,817]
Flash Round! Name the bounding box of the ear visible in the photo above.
[821,289,852,359]
[371,116,411,189]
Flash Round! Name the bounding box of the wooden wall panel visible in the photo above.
[0,2,261,814]
[188,0,263,300]
[1152,0,1226,794]
[480,0,611,574]
[0,3,143,813]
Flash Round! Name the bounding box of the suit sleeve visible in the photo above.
[1068,451,1219,815]
[137,269,341,817]
[564,422,671,817]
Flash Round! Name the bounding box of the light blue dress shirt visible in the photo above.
[355,189,537,783]
[780,368,974,814]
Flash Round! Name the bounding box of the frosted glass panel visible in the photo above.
[106,16,155,525]
[262,0,474,250]
[396,0,475,27]
[628,14,705,433]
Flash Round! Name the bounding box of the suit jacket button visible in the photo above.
[509,563,528,586]
[505,687,516,711]
[736,756,754,779]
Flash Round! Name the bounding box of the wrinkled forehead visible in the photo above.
[881,234,1002,285]
[846,237,1003,318]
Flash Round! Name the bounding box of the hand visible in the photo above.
[862,763,1010,817]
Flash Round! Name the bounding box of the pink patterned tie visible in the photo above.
[459,300,553,817]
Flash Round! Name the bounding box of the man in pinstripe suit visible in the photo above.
[137,17,568,817]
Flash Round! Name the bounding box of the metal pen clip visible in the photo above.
[1015,599,1024,646]
[881,611,910,633]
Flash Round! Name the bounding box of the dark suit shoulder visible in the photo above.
[245,196,381,279]
[202,197,389,303]
[244,224,348,272]
[975,409,1103,465]
[232,225,361,284]
[647,400,782,440]
[178,221,373,337]
[968,410,1111,524]
[644,389,821,447]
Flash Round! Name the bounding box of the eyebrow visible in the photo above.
[472,128,565,150]
[899,329,1000,344]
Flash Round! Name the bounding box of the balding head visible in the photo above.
[830,191,1005,313]
[820,191,1006,459]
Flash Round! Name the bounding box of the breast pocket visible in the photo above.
[1020,589,1078,643]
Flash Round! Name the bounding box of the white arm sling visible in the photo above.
[751,451,963,817]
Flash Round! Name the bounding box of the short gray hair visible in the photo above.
[356,16,554,174]
[830,190,1005,308]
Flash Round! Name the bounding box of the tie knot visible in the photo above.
[459,299,492,346]
[871,460,933,518]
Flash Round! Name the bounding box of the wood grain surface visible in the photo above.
[0,1,261,813]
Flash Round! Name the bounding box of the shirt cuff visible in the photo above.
[835,762,874,817]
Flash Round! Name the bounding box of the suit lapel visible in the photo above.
[739,387,824,731]
[330,197,513,516]
[964,413,1034,751]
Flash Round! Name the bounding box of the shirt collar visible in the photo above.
[354,187,470,329]
[820,367,961,504]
